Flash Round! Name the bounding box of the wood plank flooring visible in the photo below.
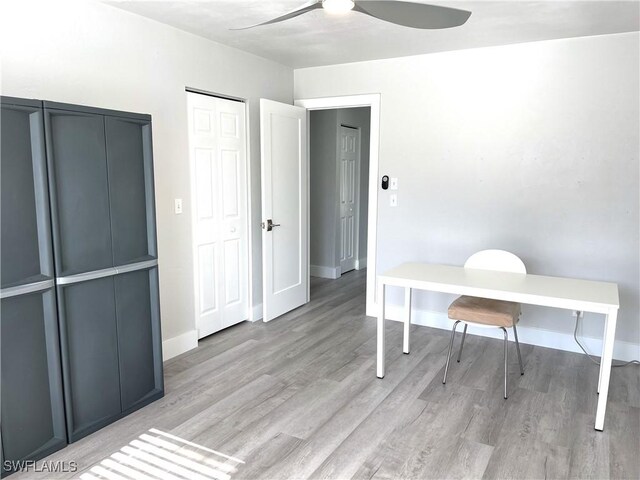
[15,269,640,479]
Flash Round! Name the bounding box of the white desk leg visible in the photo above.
[377,281,386,378]
[403,287,412,354]
[595,308,617,431]
[597,313,608,394]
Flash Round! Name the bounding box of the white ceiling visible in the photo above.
[104,1,640,68]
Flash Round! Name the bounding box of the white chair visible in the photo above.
[442,250,526,399]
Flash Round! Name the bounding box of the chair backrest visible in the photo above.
[464,249,526,274]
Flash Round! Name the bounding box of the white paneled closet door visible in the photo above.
[188,92,248,339]
[339,125,359,274]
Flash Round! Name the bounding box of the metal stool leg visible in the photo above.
[501,327,508,399]
[512,323,524,375]
[457,323,468,363]
[443,321,460,384]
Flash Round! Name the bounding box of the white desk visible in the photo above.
[376,262,620,431]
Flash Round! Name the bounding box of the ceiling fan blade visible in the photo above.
[354,1,471,29]
[231,0,322,30]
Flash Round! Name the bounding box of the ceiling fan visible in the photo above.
[232,0,472,30]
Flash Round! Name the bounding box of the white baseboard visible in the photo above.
[310,264,341,279]
[250,303,263,322]
[383,304,640,363]
[355,257,367,270]
[162,329,198,361]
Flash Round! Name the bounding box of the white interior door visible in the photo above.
[188,92,249,339]
[339,125,359,274]
[260,99,308,322]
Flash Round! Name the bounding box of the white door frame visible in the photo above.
[186,89,255,332]
[244,100,258,322]
[295,94,380,316]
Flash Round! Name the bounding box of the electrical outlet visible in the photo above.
[174,198,183,214]
[390,194,398,207]
[572,310,582,317]
[390,177,398,190]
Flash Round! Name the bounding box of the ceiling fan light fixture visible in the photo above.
[322,0,355,15]
[232,0,471,30]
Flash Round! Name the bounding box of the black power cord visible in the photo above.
[573,311,640,368]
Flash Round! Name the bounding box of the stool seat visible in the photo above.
[443,250,526,399]
[448,295,521,328]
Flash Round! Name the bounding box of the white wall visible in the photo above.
[1,0,293,358]
[295,32,640,360]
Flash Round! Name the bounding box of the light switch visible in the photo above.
[390,194,398,207]
[174,198,183,214]
[390,177,398,190]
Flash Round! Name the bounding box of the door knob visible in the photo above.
[262,219,281,232]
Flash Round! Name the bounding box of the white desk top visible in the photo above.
[379,263,619,314]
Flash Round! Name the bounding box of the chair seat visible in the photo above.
[448,295,521,327]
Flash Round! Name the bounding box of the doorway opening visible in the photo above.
[309,108,371,287]
[296,94,380,317]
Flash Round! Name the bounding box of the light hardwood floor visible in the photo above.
[16,269,640,480]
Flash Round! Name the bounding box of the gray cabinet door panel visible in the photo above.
[105,116,157,265]
[1,100,54,288]
[44,109,114,276]
[115,268,163,412]
[0,288,66,471]
[58,277,121,441]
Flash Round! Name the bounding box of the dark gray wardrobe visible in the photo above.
[44,101,164,442]
[1,97,163,474]
[1,97,67,474]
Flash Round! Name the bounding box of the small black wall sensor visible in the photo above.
[381,175,389,190]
